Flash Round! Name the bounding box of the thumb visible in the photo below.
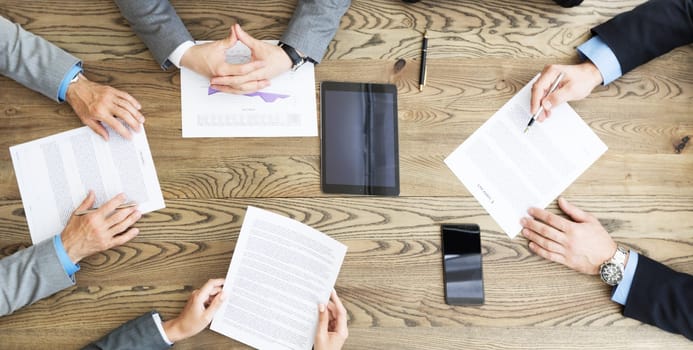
[77,190,96,211]
[316,304,329,338]
[204,291,226,320]
[540,86,569,119]
[220,25,238,48]
[558,197,591,223]
[234,23,260,50]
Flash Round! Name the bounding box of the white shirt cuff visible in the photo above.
[167,40,195,69]
[152,312,174,345]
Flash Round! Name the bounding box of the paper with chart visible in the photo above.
[445,75,607,238]
[181,40,317,137]
[10,126,165,244]
[211,206,347,350]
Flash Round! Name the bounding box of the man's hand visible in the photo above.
[520,197,617,275]
[314,290,348,350]
[61,191,141,263]
[530,61,603,121]
[209,23,292,94]
[163,278,226,343]
[180,24,269,93]
[65,74,144,140]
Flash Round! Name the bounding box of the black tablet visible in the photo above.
[320,82,399,195]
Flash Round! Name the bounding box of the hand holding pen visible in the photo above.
[529,62,604,123]
[61,191,141,263]
[525,72,564,133]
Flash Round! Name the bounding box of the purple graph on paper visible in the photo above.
[208,86,290,103]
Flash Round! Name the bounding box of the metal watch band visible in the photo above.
[610,246,628,265]
[278,42,306,71]
[599,246,628,286]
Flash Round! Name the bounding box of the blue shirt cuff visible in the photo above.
[57,63,83,102]
[53,234,80,277]
[611,251,638,306]
[577,36,622,85]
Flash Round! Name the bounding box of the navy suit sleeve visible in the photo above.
[622,255,692,339]
[591,0,693,74]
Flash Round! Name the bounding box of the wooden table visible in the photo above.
[1,0,691,348]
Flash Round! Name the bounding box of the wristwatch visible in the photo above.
[278,42,309,71]
[599,246,628,286]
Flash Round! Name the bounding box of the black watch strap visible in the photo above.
[278,42,307,71]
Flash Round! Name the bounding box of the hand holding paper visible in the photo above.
[314,290,349,350]
[163,278,227,343]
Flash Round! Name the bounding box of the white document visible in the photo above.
[10,126,165,244]
[211,206,347,350]
[181,40,318,138]
[445,75,608,238]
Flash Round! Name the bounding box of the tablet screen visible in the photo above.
[320,82,399,195]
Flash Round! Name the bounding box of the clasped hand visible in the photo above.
[180,23,292,95]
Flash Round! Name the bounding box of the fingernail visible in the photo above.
[520,218,527,225]
[319,304,325,312]
[543,101,552,110]
[522,229,529,237]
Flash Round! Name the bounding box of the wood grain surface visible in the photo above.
[0,0,691,349]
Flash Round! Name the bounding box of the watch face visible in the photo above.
[600,263,624,286]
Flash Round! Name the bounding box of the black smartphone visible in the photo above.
[441,224,484,305]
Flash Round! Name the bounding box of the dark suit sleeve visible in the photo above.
[591,0,693,74]
[622,255,692,339]
[82,311,171,350]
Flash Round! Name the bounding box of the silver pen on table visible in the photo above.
[524,72,565,134]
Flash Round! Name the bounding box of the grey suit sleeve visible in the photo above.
[113,0,194,69]
[281,0,351,63]
[0,238,75,316]
[0,16,81,102]
[82,311,171,350]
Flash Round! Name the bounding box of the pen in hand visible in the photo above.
[524,72,565,134]
[74,202,137,216]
